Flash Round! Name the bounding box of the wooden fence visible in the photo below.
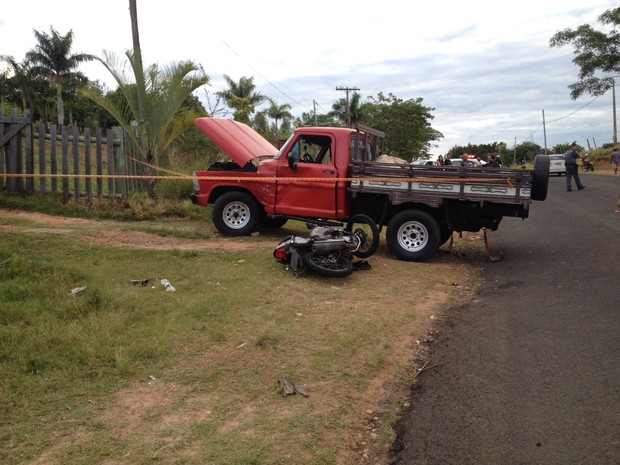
[0,109,145,202]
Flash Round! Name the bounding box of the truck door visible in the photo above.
[275,134,338,219]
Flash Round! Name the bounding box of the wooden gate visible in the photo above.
[0,109,31,194]
[0,108,144,201]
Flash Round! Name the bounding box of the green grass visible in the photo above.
[0,198,483,465]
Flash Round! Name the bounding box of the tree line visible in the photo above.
[1,5,618,169]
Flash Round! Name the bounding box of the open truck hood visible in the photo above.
[194,117,278,166]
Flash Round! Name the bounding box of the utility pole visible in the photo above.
[513,137,517,166]
[542,109,548,154]
[336,86,359,127]
[313,99,318,126]
[613,78,617,145]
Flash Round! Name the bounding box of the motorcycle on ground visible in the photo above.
[273,214,379,278]
[581,158,594,172]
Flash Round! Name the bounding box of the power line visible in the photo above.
[222,40,313,112]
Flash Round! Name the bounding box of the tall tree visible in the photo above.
[360,93,442,159]
[216,75,265,122]
[26,27,95,126]
[549,7,620,99]
[81,51,210,198]
[0,55,39,114]
[263,97,292,138]
[330,93,361,127]
[82,0,209,198]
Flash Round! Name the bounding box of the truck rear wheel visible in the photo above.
[212,191,260,236]
[386,210,440,262]
[531,155,550,201]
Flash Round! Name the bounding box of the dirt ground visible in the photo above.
[0,208,272,251]
[1,207,483,465]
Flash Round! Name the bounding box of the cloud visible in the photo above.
[1,0,617,154]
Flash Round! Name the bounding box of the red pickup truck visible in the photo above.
[191,118,549,262]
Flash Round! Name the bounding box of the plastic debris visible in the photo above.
[130,279,151,286]
[277,377,309,397]
[70,286,87,295]
[160,279,176,292]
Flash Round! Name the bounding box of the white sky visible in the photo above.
[1,0,618,155]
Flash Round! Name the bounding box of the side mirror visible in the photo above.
[287,153,298,172]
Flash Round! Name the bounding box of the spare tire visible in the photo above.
[531,155,550,201]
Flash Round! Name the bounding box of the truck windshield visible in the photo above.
[275,134,295,160]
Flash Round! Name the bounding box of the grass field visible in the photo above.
[0,198,484,465]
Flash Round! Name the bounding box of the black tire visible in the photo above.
[212,191,260,236]
[259,215,289,229]
[345,214,380,258]
[302,251,353,278]
[531,154,550,201]
[386,210,440,262]
[439,225,453,246]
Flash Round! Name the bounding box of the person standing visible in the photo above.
[611,147,620,175]
[460,153,474,167]
[487,155,501,167]
[564,142,585,192]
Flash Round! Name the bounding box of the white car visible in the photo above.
[410,159,436,166]
[545,154,565,176]
[446,158,483,167]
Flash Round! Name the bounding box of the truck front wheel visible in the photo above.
[212,191,260,236]
[386,210,440,262]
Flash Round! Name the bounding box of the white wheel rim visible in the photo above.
[396,220,428,252]
[223,201,250,229]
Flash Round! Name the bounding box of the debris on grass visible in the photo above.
[160,279,176,292]
[278,377,309,397]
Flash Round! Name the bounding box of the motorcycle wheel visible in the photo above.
[345,214,380,258]
[302,251,354,278]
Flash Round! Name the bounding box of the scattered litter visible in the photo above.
[160,279,176,292]
[250,231,261,237]
[277,377,309,397]
[237,259,245,264]
[148,375,156,381]
[295,312,303,317]
[236,342,246,349]
[130,279,151,286]
[70,286,87,295]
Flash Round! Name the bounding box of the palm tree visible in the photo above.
[216,75,266,122]
[81,0,209,199]
[81,50,210,198]
[330,93,361,127]
[0,55,38,114]
[26,27,95,127]
[263,97,292,138]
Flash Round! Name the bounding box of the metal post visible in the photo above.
[542,109,548,154]
[613,79,617,145]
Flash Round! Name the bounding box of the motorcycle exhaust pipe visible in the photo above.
[311,239,347,253]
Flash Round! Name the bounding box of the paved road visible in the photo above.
[391,173,620,465]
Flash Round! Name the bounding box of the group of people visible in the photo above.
[435,144,619,211]
[436,153,501,167]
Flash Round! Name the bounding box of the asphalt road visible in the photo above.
[391,172,620,465]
